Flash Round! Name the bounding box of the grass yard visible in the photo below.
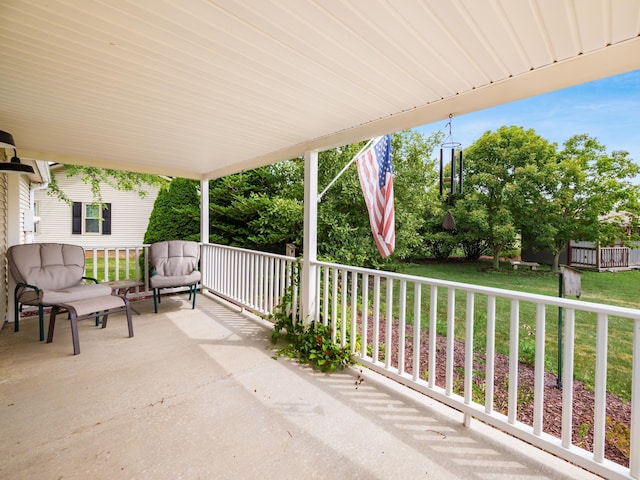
[84,250,145,283]
[395,259,640,401]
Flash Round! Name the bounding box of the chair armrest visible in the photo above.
[82,276,99,284]
[16,282,41,293]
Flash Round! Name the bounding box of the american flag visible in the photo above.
[356,135,395,258]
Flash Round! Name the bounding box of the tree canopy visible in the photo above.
[525,134,640,270]
[454,127,639,270]
[103,123,638,272]
[458,126,556,269]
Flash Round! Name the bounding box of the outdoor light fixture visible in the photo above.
[0,130,35,175]
[0,130,15,149]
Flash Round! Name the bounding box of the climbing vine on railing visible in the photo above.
[270,283,353,373]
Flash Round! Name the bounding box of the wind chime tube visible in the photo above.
[439,148,443,197]
[450,148,455,196]
[459,150,463,194]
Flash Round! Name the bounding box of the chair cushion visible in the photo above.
[150,241,200,277]
[40,283,113,305]
[8,243,86,291]
[150,271,201,289]
[61,295,125,317]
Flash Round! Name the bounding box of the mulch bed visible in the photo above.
[364,320,631,467]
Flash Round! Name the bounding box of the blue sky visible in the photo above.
[415,69,640,164]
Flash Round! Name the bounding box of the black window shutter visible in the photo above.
[102,203,111,235]
[72,202,82,234]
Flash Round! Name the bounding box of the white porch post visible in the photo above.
[200,179,209,244]
[200,179,209,293]
[301,150,318,326]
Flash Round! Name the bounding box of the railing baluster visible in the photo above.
[372,275,381,362]
[341,269,348,347]
[331,267,339,342]
[292,261,299,325]
[593,313,609,463]
[412,283,421,382]
[398,280,406,376]
[446,288,455,396]
[428,285,437,389]
[485,295,496,414]
[464,291,475,427]
[262,256,268,313]
[315,266,321,323]
[361,273,369,359]
[266,256,272,312]
[350,272,358,354]
[561,308,575,449]
[142,246,148,291]
[533,303,546,436]
[278,258,283,315]
[103,248,109,282]
[233,250,238,301]
[249,253,255,309]
[125,248,131,280]
[630,318,640,478]
[115,248,120,281]
[385,277,393,370]
[322,267,329,326]
[508,299,520,424]
[92,249,98,279]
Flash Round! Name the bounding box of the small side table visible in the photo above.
[105,280,144,315]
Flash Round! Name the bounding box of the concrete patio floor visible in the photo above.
[0,293,600,480]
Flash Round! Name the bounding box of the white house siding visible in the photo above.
[34,169,160,248]
[18,176,30,245]
[0,174,7,325]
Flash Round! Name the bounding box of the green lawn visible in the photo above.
[395,259,640,401]
[85,252,144,283]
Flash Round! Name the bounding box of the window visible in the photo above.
[85,204,101,233]
[33,201,39,234]
[72,202,111,235]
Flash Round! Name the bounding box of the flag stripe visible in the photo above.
[355,135,395,258]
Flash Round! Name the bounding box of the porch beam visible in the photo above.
[301,150,318,326]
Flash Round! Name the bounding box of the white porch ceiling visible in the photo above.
[1,0,639,180]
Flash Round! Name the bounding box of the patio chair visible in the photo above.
[149,240,201,313]
[7,243,122,345]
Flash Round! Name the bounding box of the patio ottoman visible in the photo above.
[47,295,134,355]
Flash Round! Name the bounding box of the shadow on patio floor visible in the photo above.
[0,293,597,480]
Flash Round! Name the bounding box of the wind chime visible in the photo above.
[439,114,463,230]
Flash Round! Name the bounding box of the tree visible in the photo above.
[205,130,441,267]
[48,164,166,204]
[144,178,200,244]
[462,126,556,269]
[208,162,303,253]
[317,130,440,267]
[523,134,640,270]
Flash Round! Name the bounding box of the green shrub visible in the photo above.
[143,178,200,244]
[270,282,353,373]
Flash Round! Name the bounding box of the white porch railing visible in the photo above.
[95,243,640,479]
[83,245,152,296]
[200,243,300,319]
[310,260,639,480]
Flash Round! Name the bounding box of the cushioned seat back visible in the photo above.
[150,241,199,277]
[8,243,86,291]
